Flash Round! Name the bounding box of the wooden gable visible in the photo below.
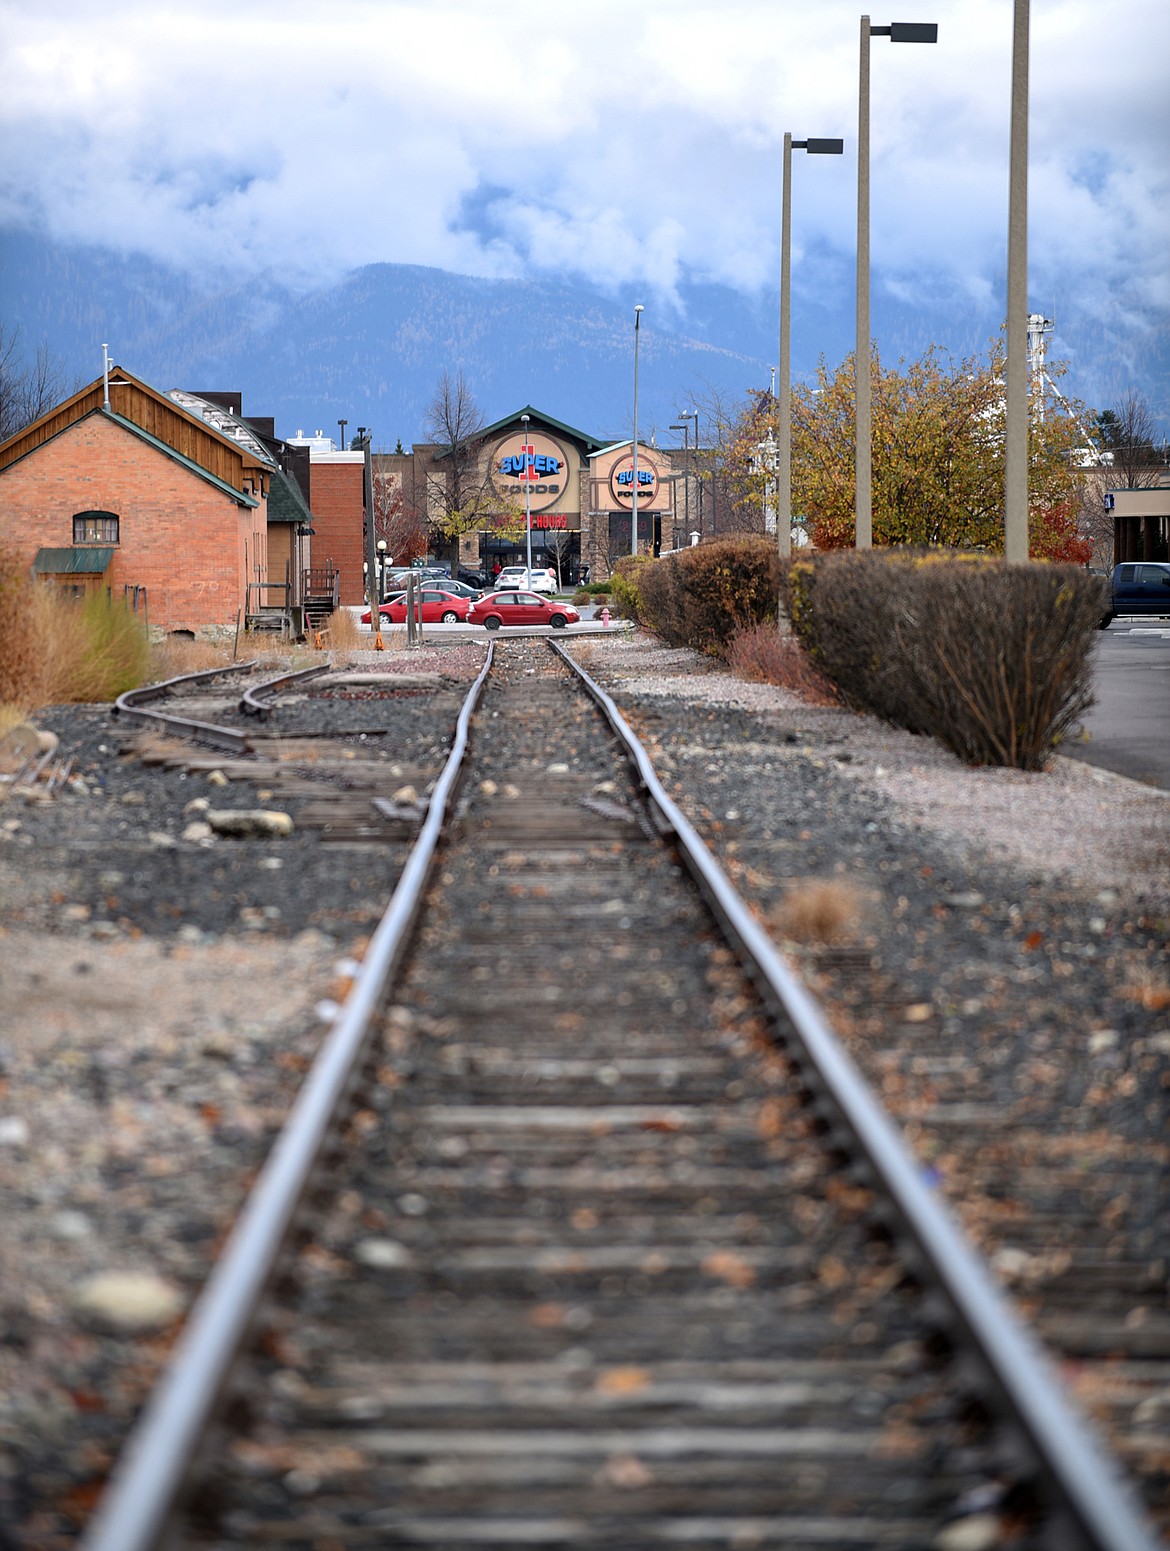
[0,367,269,494]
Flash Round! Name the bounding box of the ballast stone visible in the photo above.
[71,1271,185,1332]
[205,810,295,838]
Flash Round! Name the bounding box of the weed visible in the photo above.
[773,879,864,944]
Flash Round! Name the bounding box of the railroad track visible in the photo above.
[81,640,1158,1550]
[113,659,468,846]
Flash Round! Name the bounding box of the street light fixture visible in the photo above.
[376,537,387,604]
[521,413,533,577]
[856,16,938,549]
[631,305,645,557]
[779,134,843,561]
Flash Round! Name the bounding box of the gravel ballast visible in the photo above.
[1,630,1168,1545]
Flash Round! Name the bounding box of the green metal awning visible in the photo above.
[33,547,115,574]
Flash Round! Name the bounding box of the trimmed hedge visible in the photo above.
[632,537,781,654]
[789,550,1100,769]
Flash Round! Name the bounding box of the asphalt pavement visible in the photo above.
[1064,618,1170,791]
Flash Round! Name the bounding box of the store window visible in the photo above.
[73,510,120,544]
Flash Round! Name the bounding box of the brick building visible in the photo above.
[285,433,366,608]
[0,368,318,635]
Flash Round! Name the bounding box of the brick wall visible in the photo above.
[308,458,366,606]
[0,412,263,631]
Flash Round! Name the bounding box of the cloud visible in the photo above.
[0,0,1166,350]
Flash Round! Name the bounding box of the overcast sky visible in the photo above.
[2,0,1167,362]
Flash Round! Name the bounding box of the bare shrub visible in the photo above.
[773,879,863,944]
[791,550,1101,769]
[721,623,839,704]
[324,609,363,652]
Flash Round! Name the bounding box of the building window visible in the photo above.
[73,510,120,544]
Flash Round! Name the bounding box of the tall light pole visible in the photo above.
[780,134,843,561]
[1004,0,1030,564]
[631,305,645,556]
[753,431,778,534]
[856,17,938,549]
[358,427,381,648]
[670,421,690,550]
[521,413,533,577]
[670,412,698,539]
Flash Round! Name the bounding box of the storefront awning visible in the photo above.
[32,547,114,575]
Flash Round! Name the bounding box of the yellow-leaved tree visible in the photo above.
[785,343,1092,560]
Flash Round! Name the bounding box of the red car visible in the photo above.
[466,590,581,631]
[360,588,474,625]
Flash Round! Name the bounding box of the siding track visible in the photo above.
[82,640,1158,1551]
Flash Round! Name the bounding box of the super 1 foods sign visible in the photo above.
[492,430,573,515]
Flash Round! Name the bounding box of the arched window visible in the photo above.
[73,510,119,544]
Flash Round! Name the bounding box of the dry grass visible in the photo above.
[0,551,151,710]
[721,623,840,706]
[772,878,864,945]
[316,609,364,652]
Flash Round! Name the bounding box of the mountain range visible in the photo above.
[2,228,1165,447]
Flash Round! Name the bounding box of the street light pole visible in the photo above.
[358,427,381,648]
[521,413,533,577]
[679,409,700,539]
[1004,0,1030,564]
[753,431,778,535]
[856,17,938,550]
[780,134,843,562]
[670,422,690,551]
[631,305,644,557]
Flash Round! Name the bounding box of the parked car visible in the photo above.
[1099,561,1170,627]
[458,566,489,589]
[423,577,482,600]
[360,588,474,625]
[495,565,557,594]
[466,591,581,631]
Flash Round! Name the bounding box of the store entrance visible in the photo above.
[482,535,583,586]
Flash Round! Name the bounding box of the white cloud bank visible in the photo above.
[1,0,1167,341]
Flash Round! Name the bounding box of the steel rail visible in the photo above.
[240,663,333,718]
[113,663,259,753]
[81,643,496,1551]
[554,639,1158,1551]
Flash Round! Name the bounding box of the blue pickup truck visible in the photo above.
[1099,561,1170,627]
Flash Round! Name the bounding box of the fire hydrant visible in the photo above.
[600,606,611,628]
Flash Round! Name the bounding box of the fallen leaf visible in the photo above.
[528,1303,567,1328]
[757,1096,785,1139]
[595,1367,652,1395]
[817,1255,850,1290]
[602,1452,654,1487]
[702,1251,756,1288]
